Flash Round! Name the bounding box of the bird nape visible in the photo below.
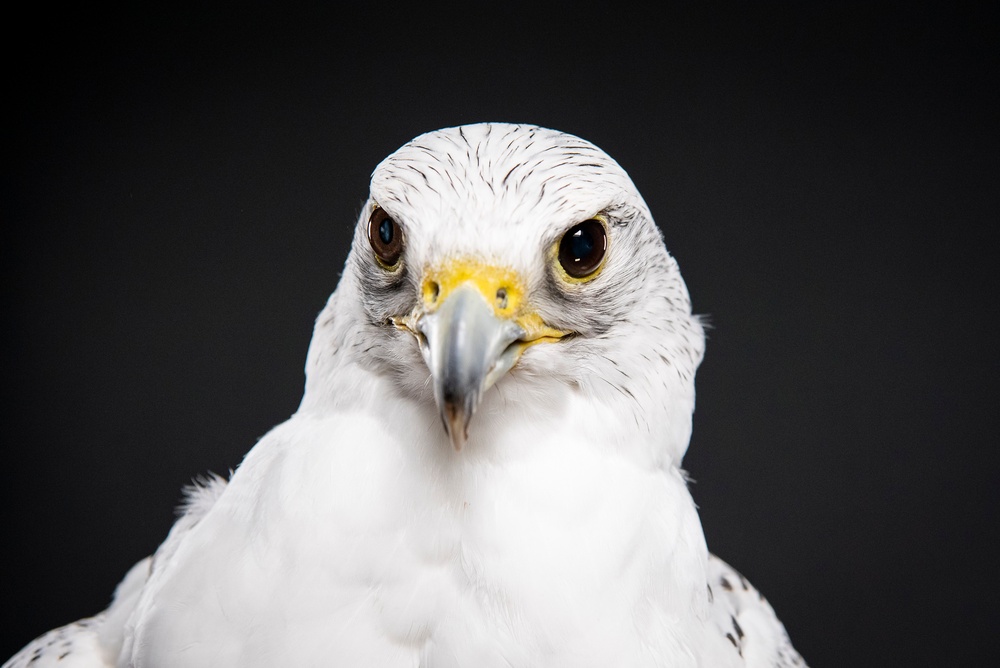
[6,123,806,668]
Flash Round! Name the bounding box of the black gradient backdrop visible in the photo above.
[3,5,996,665]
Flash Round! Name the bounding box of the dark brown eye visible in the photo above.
[368,206,403,268]
[558,219,607,279]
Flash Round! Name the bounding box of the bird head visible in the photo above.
[303,124,705,462]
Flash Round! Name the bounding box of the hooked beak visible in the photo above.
[396,262,568,451]
[417,284,523,450]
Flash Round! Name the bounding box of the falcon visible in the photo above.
[6,123,806,667]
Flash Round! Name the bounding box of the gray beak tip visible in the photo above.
[448,427,467,453]
[441,402,470,452]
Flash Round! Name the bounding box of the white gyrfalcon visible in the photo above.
[6,123,806,668]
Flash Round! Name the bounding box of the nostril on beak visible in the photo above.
[425,280,441,304]
[495,287,508,310]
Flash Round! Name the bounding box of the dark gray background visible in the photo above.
[3,4,996,665]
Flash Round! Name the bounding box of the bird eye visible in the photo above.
[557,218,608,279]
[368,205,403,268]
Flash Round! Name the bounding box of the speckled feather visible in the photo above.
[5,124,806,668]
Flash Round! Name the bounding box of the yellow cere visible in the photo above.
[421,258,567,342]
